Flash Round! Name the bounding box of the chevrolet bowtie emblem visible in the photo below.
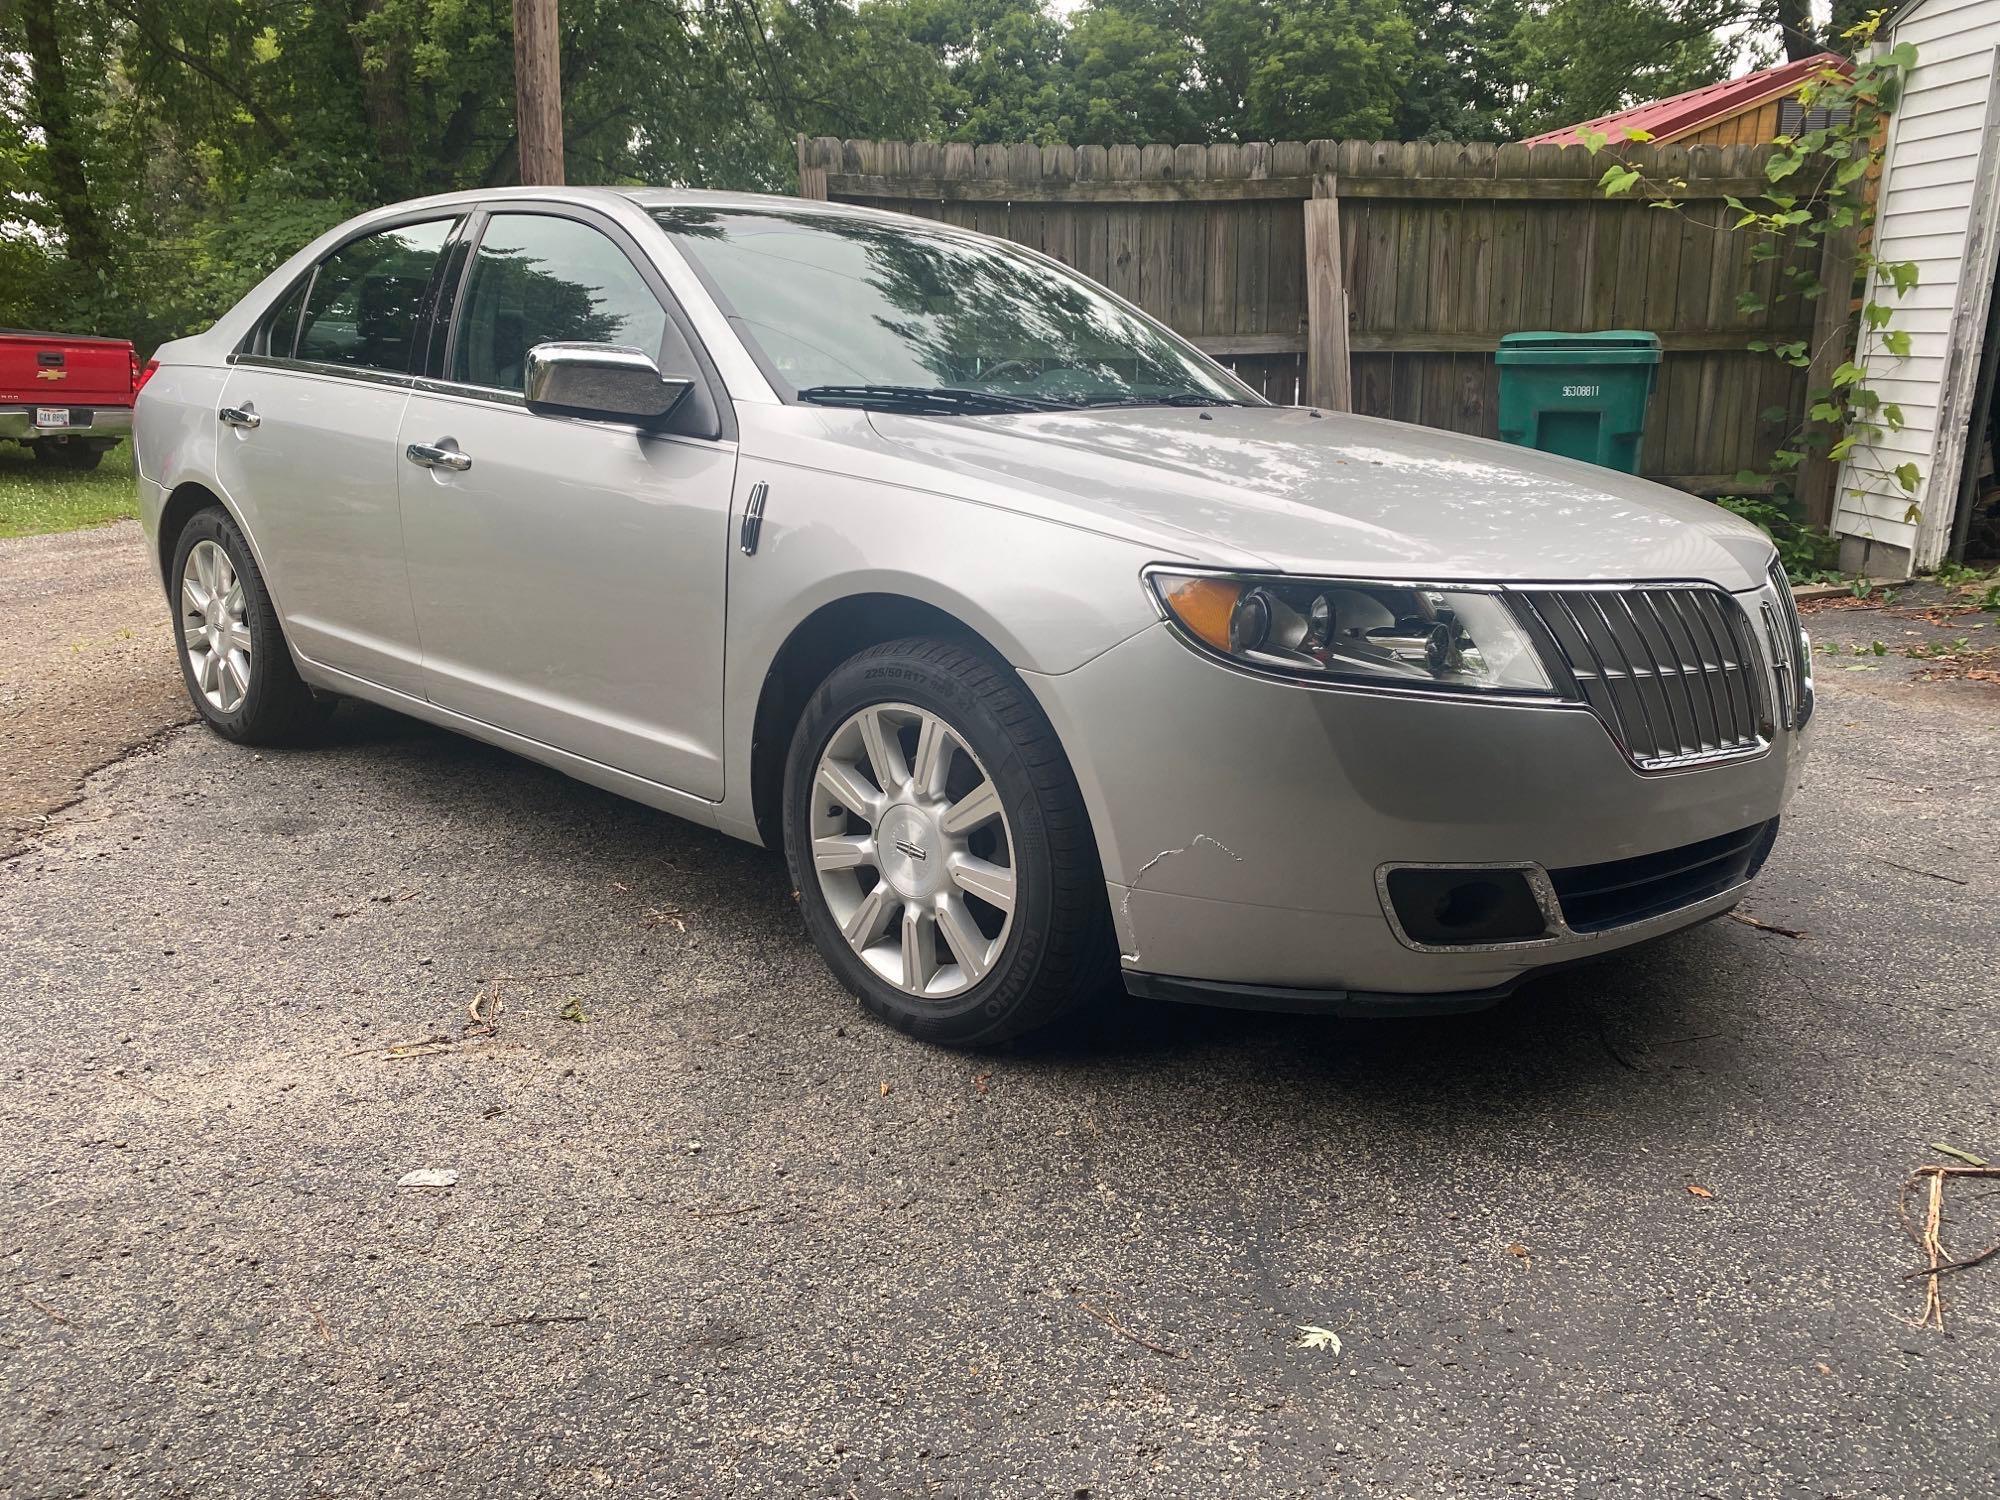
[36,368,67,381]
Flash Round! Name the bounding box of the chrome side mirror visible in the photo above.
[523,342,693,425]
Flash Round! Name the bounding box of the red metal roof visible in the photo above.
[1520,52,1850,147]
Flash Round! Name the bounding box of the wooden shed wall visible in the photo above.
[1834,0,2000,567]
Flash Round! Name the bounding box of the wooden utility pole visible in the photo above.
[513,0,565,185]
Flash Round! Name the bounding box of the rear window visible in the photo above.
[297,220,453,374]
[251,276,312,360]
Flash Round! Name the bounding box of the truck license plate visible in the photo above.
[36,407,70,428]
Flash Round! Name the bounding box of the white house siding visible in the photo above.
[1833,0,2000,571]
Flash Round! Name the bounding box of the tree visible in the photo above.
[14,0,109,273]
[1507,0,1737,135]
[0,0,1878,353]
[1202,0,1416,141]
[1056,4,1202,145]
[1395,0,1525,141]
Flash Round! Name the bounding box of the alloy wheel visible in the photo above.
[810,702,1017,999]
[180,538,252,714]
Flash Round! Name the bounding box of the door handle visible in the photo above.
[218,405,260,430]
[406,441,471,472]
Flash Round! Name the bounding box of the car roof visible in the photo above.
[381,184,921,221]
[442,184,962,232]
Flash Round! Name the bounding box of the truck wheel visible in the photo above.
[170,506,333,745]
[32,440,104,471]
[782,636,1115,1047]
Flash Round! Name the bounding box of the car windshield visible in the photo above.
[650,205,1257,410]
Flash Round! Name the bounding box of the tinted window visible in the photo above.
[297,220,453,372]
[451,215,667,392]
[652,206,1249,407]
[253,274,312,359]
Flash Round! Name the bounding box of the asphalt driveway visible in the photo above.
[0,521,188,857]
[3,553,1997,1495]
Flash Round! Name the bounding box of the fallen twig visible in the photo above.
[1919,1170,1946,1330]
[1728,911,1807,939]
[1897,1165,2000,1332]
[684,1203,764,1219]
[1077,1299,1187,1360]
[465,985,502,1037]
[15,1288,69,1325]
[343,1034,453,1058]
[1901,1242,2000,1279]
[641,906,686,932]
[1867,857,1969,886]
[310,1308,333,1343]
[1933,1142,1990,1167]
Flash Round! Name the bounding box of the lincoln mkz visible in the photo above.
[133,190,1812,1045]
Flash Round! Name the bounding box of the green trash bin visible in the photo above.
[1494,331,1661,474]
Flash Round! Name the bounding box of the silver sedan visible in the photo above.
[132,189,1811,1045]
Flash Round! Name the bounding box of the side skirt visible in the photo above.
[294,655,731,833]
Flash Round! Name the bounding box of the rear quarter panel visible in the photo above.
[132,360,231,583]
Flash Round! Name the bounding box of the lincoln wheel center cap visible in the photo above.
[877,803,944,900]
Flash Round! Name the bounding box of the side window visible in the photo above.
[297,219,453,373]
[252,274,313,359]
[450,215,668,392]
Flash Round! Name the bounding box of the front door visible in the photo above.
[398,210,735,799]
[213,218,456,698]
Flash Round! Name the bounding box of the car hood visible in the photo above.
[868,404,1776,590]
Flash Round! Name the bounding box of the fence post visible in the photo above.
[1798,221,1859,528]
[1304,174,1352,412]
[796,134,829,200]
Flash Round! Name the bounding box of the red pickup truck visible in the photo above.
[1,329,143,470]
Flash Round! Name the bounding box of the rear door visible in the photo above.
[397,207,735,798]
[213,217,458,698]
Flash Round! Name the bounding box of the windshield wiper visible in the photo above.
[797,384,1073,415]
[1074,393,1254,409]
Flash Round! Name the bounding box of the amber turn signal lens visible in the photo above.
[1159,574,1245,652]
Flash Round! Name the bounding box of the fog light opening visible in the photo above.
[1433,879,1506,931]
[1384,866,1551,948]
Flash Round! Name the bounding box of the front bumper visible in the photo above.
[1023,605,1808,1003]
[0,405,132,441]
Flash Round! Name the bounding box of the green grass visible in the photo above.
[0,439,138,539]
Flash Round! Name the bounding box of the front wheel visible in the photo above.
[782,637,1115,1046]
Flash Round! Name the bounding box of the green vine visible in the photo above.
[1577,12,1923,577]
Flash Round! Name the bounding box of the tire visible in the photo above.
[782,636,1116,1047]
[32,440,104,471]
[168,506,333,745]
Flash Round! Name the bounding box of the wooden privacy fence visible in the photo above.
[796,137,1836,501]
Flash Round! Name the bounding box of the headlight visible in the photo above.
[1149,571,1555,694]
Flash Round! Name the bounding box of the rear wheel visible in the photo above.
[782,636,1115,1046]
[169,506,332,745]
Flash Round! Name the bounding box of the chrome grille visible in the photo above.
[1515,586,1770,770]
